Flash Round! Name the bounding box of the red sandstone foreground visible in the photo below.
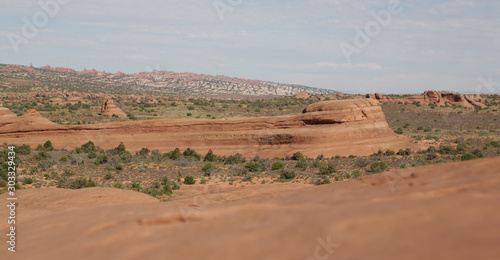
[1,157,499,260]
[0,99,426,157]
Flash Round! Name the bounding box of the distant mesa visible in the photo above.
[366,91,486,108]
[100,98,127,118]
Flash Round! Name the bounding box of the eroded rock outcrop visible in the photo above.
[0,104,16,118]
[100,98,127,118]
[367,91,486,108]
[294,92,310,99]
[0,99,425,157]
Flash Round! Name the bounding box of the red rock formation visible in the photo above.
[0,105,16,118]
[294,92,310,99]
[0,99,426,157]
[0,109,58,132]
[367,91,486,108]
[100,98,127,118]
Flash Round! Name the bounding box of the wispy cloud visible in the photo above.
[1,0,499,94]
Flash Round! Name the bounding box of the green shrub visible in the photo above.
[137,147,150,156]
[104,172,114,180]
[16,144,31,155]
[224,153,246,164]
[115,164,124,171]
[43,140,54,151]
[164,148,182,160]
[202,163,215,176]
[244,162,260,172]
[397,148,412,156]
[439,145,457,155]
[115,142,127,153]
[271,161,285,170]
[279,169,296,180]
[38,160,56,171]
[351,170,362,178]
[59,156,68,162]
[471,149,484,158]
[59,177,96,189]
[456,143,467,153]
[295,158,308,170]
[385,150,396,156]
[370,161,388,173]
[34,151,49,162]
[311,160,322,168]
[114,182,124,189]
[23,177,34,185]
[183,176,196,185]
[88,151,97,159]
[292,151,304,160]
[203,149,218,162]
[426,153,438,160]
[394,127,403,134]
[461,153,477,161]
[130,182,141,191]
[314,177,330,185]
[81,141,96,153]
[427,146,437,153]
[318,163,337,175]
[355,157,371,168]
[119,151,134,163]
[94,154,108,165]
[63,167,75,176]
[183,148,201,161]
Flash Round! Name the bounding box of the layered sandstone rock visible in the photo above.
[0,109,60,132]
[366,93,399,103]
[294,92,310,99]
[0,99,424,157]
[100,98,127,118]
[0,104,16,118]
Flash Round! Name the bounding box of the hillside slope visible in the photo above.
[0,64,337,97]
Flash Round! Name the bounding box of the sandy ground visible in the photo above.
[1,156,500,260]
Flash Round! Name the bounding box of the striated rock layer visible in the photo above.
[0,99,425,157]
[0,104,16,118]
[1,157,499,260]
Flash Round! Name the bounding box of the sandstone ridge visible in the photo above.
[0,99,426,157]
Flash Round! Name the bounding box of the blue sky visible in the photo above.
[1,0,499,94]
